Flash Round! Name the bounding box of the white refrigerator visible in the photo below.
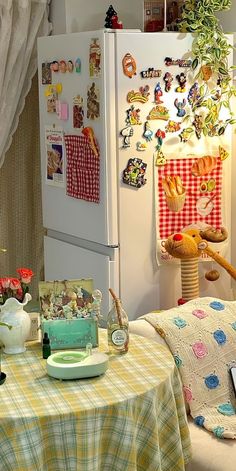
[37,30,233,320]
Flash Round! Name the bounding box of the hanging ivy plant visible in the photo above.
[178,0,236,140]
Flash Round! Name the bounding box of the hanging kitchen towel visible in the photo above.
[156,156,223,240]
[64,134,100,203]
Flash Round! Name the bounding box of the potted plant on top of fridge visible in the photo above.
[178,0,236,141]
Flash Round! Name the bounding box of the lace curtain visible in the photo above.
[0,0,51,168]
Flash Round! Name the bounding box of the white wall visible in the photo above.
[50,0,144,34]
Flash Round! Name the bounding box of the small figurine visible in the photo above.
[174,98,187,117]
[120,125,134,148]
[154,82,163,104]
[143,121,153,141]
[111,14,123,29]
[163,72,173,92]
[176,72,186,93]
[104,5,117,28]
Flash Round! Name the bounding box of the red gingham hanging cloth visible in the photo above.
[156,157,223,239]
[64,134,100,203]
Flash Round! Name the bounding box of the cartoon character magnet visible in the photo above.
[176,72,187,93]
[122,53,137,78]
[73,95,84,128]
[127,85,150,103]
[154,82,163,104]
[89,38,101,77]
[126,105,142,125]
[87,82,100,120]
[45,84,62,113]
[75,58,81,73]
[163,72,173,92]
[120,125,134,148]
[122,158,147,188]
[174,98,186,118]
[143,121,153,141]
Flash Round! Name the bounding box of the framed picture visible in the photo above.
[39,278,101,349]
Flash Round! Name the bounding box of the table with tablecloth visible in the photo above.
[0,330,191,471]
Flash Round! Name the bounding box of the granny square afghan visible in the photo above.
[143,297,236,439]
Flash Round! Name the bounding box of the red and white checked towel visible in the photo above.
[156,157,223,239]
[64,135,100,203]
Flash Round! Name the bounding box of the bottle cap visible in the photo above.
[43,332,50,344]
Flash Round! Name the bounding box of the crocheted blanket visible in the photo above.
[142,297,236,439]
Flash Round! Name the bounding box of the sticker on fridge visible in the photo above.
[89,38,101,77]
[87,83,100,120]
[45,126,65,187]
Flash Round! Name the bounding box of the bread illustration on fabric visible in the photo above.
[162,175,186,212]
[191,155,217,176]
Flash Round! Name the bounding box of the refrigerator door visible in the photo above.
[37,31,118,246]
[44,235,119,319]
[114,32,232,311]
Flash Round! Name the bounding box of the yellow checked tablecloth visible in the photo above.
[0,330,191,471]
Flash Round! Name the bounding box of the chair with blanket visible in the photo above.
[129,297,236,471]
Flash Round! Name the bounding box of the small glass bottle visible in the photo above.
[42,332,51,359]
[107,298,129,354]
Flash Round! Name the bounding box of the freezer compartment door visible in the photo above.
[44,236,119,319]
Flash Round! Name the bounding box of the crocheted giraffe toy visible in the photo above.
[164,227,236,303]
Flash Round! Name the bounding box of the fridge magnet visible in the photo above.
[154,149,167,166]
[187,83,200,107]
[174,98,186,118]
[65,134,100,203]
[56,101,69,120]
[165,57,192,68]
[47,91,58,113]
[82,127,99,158]
[75,58,81,73]
[87,83,100,120]
[155,129,166,150]
[140,67,161,79]
[50,61,59,72]
[219,145,229,161]
[143,121,153,141]
[45,83,62,97]
[120,125,134,148]
[163,72,173,92]
[165,120,181,133]
[179,128,194,143]
[89,38,101,78]
[122,158,147,188]
[73,95,84,129]
[67,60,74,72]
[193,114,204,139]
[122,53,137,78]
[42,62,52,85]
[126,105,142,126]
[127,85,150,103]
[147,105,169,121]
[45,125,65,186]
[59,60,67,73]
[154,82,163,104]
[176,73,187,93]
[136,141,147,151]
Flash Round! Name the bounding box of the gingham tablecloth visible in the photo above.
[0,330,191,471]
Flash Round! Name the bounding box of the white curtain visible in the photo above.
[0,0,51,168]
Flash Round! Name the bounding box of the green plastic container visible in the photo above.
[41,318,98,350]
